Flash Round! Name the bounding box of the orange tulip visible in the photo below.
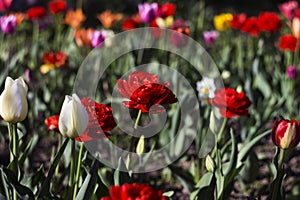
[65,9,85,29]
[97,10,122,28]
[74,28,93,47]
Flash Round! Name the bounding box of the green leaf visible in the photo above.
[253,73,271,99]
[37,138,69,198]
[76,159,100,200]
[2,167,34,200]
[224,129,238,182]
[191,172,215,200]
[113,158,132,186]
[169,165,195,193]
[237,129,271,166]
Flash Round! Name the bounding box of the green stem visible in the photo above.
[134,110,142,130]
[271,149,285,200]
[127,110,143,169]
[211,118,228,158]
[76,0,83,10]
[293,39,300,66]
[217,118,228,145]
[55,134,62,177]
[7,123,18,200]
[73,142,84,199]
[69,139,76,198]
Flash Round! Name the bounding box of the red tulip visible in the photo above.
[45,115,59,131]
[210,88,251,118]
[76,97,116,142]
[117,71,177,113]
[278,34,298,52]
[27,6,47,20]
[257,12,281,33]
[101,183,168,200]
[48,0,67,15]
[229,13,247,29]
[272,116,300,149]
[158,3,176,18]
[240,17,260,37]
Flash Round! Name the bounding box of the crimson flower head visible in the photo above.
[76,97,116,142]
[210,88,251,118]
[48,0,67,15]
[117,71,177,113]
[257,12,281,33]
[229,13,247,29]
[272,116,300,149]
[240,17,260,37]
[170,19,190,48]
[122,15,141,31]
[45,115,59,131]
[101,183,168,200]
[158,2,176,18]
[42,51,68,67]
[27,6,47,20]
[278,34,297,52]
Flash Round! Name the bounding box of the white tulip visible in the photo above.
[0,77,28,123]
[59,94,88,139]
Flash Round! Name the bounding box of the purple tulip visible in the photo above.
[138,3,159,23]
[203,30,219,44]
[287,65,298,79]
[91,30,106,48]
[0,15,16,34]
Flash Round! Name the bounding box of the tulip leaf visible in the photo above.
[1,167,34,200]
[168,165,195,193]
[37,138,69,198]
[237,129,271,166]
[76,159,100,200]
[224,129,238,181]
[113,158,132,186]
[190,172,215,200]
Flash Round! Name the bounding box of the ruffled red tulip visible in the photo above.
[45,115,59,131]
[278,34,298,52]
[272,116,300,149]
[122,15,141,31]
[76,97,116,142]
[257,12,281,33]
[158,3,176,18]
[240,17,260,37]
[210,88,251,118]
[48,0,67,15]
[101,183,168,200]
[42,51,67,67]
[27,6,47,20]
[117,71,177,113]
[230,13,247,29]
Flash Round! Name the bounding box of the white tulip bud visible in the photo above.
[0,77,28,123]
[59,94,88,139]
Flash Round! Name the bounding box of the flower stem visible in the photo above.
[7,123,18,200]
[55,134,62,177]
[211,118,228,158]
[271,149,285,200]
[217,118,228,145]
[69,139,76,198]
[73,142,84,199]
[127,110,143,169]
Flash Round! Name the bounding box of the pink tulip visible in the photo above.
[0,0,12,12]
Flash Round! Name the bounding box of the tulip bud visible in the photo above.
[205,154,215,173]
[136,135,145,156]
[58,94,88,139]
[0,77,28,123]
[272,116,300,149]
[292,17,300,39]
